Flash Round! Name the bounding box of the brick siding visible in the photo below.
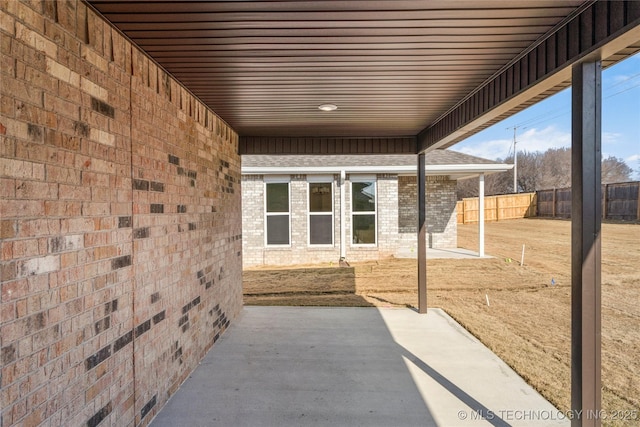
[242,175,341,266]
[397,176,457,254]
[242,174,457,267]
[1,2,242,426]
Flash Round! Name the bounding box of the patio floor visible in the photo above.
[396,247,491,259]
[150,307,568,427]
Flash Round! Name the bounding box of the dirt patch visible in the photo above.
[243,219,640,426]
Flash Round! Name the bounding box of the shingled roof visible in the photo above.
[242,149,512,179]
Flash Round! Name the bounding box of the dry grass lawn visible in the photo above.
[243,219,640,426]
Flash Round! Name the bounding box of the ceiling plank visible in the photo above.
[87,1,637,143]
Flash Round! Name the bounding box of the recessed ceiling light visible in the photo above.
[318,104,338,111]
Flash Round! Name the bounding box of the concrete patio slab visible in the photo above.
[151,307,568,427]
[396,247,492,259]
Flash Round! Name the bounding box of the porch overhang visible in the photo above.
[87,1,640,154]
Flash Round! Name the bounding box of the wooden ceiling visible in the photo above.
[88,1,602,140]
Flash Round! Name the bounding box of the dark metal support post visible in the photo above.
[571,60,602,427]
[418,153,427,313]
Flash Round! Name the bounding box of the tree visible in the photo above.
[506,150,543,193]
[538,147,571,189]
[456,170,512,199]
[456,147,634,199]
[601,155,633,183]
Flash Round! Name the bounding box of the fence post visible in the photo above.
[463,200,466,224]
[463,199,467,224]
[602,184,608,220]
[637,182,640,221]
[529,193,538,217]
[553,188,557,218]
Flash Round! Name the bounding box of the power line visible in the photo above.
[607,71,640,89]
[604,82,640,99]
[514,105,568,128]
[510,81,639,130]
[522,111,571,130]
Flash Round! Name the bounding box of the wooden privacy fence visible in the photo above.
[536,187,572,218]
[457,193,536,224]
[537,181,640,221]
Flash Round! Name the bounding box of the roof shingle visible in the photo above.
[242,149,499,169]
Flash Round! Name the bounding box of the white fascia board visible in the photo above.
[242,163,513,176]
[425,163,513,175]
[242,165,410,175]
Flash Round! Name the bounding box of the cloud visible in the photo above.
[610,74,635,85]
[517,126,571,152]
[602,132,623,145]
[455,137,512,160]
[456,125,570,160]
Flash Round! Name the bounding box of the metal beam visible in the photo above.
[571,60,602,427]
[417,153,427,313]
[478,173,485,257]
[418,0,640,153]
[340,170,347,260]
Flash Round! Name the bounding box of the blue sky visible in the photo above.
[454,52,640,180]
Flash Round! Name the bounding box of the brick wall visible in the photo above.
[240,175,265,266]
[1,2,242,426]
[243,173,459,267]
[398,176,418,234]
[242,175,340,266]
[425,177,457,248]
[374,174,399,257]
[397,175,457,253]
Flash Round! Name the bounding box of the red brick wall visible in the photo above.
[0,2,242,426]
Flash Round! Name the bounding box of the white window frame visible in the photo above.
[350,175,377,247]
[307,175,334,247]
[264,176,291,247]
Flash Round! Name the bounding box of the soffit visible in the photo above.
[87,1,586,138]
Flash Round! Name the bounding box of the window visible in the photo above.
[265,180,290,245]
[351,178,376,245]
[308,180,333,245]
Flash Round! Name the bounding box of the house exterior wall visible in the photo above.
[344,174,399,262]
[241,175,266,266]
[426,177,458,248]
[242,174,341,266]
[242,173,457,267]
[397,176,458,255]
[0,2,242,426]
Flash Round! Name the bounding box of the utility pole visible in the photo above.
[508,126,520,193]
